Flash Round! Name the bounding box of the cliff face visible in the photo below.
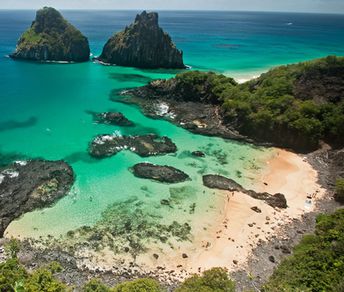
[99,11,185,69]
[10,7,90,62]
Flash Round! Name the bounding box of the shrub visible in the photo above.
[175,267,235,292]
[263,209,344,291]
[112,278,163,292]
[334,178,344,203]
[4,238,20,259]
[82,279,110,292]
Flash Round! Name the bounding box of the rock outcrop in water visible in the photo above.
[90,134,177,158]
[92,112,135,127]
[10,7,90,62]
[132,163,190,183]
[202,174,287,209]
[0,160,74,237]
[98,11,185,69]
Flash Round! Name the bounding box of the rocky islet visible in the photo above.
[10,7,90,62]
[98,11,185,69]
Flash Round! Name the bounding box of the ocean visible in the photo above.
[0,10,343,239]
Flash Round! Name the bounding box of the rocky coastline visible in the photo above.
[0,160,74,237]
[231,147,342,290]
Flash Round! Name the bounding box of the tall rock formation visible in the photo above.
[10,7,90,62]
[98,11,185,69]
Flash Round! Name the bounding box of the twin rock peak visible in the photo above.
[10,7,186,69]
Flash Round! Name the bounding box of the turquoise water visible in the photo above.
[0,11,344,239]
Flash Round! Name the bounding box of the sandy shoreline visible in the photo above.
[0,146,326,287]
[72,148,325,283]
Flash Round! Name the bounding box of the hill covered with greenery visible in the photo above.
[10,7,90,62]
[146,56,343,151]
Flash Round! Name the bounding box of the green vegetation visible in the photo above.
[113,278,163,292]
[4,238,20,259]
[13,7,89,62]
[0,258,66,292]
[174,71,236,104]
[82,279,111,292]
[334,178,344,203]
[175,268,235,292]
[174,56,344,151]
[263,208,344,291]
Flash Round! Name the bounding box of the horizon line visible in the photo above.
[0,8,343,16]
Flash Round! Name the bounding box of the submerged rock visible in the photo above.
[10,7,90,62]
[132,163,190,183]
[0,160,74,237]
[89,134,177,158]
[98,11,185,69]
[94,112,134,127]
[191,151,205,157]
[202,174,287,209]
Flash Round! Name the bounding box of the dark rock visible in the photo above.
[89,134,177,158]
[118,80,249,142]
[268,255,275,263]
[182,253,188,258]
[0,160,74,237]
[98,11,185,69]
[202,174,288,209]
[160,199,171,206]
[153,253,159,259]
[280,245,291,254]
[251,206,262,213]
[202,174,244,191]
[132,163,190,184]
[233,260,238,265]
[94,112,134,127]
[10,7,90,62]
[191,151,205,157]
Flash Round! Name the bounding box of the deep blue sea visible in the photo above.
[0,10,343,240]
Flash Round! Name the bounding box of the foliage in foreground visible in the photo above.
[335,178,344,203]
[0,258,67,292]
[175,267,235,292]
[263,208,344,291]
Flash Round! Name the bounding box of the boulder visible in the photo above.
[202,174,287,209]
[191,151,205,157]
[90,134,177,158]
[0,160,74,237]
[10,7,90,62]
[98,11,185,69]
[132,163,190,183]
[95,112,134,127]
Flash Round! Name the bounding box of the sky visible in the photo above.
[0,0,344,14]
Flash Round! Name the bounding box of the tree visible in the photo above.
[112,278,163,292]
[175,268,235,292]
[334,178,344,203]
[82,279,110,292]
[4,238,20,259]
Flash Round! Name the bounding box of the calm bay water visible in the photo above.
[0,10,343,238]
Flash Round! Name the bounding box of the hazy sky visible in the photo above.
[1,0,344,14]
